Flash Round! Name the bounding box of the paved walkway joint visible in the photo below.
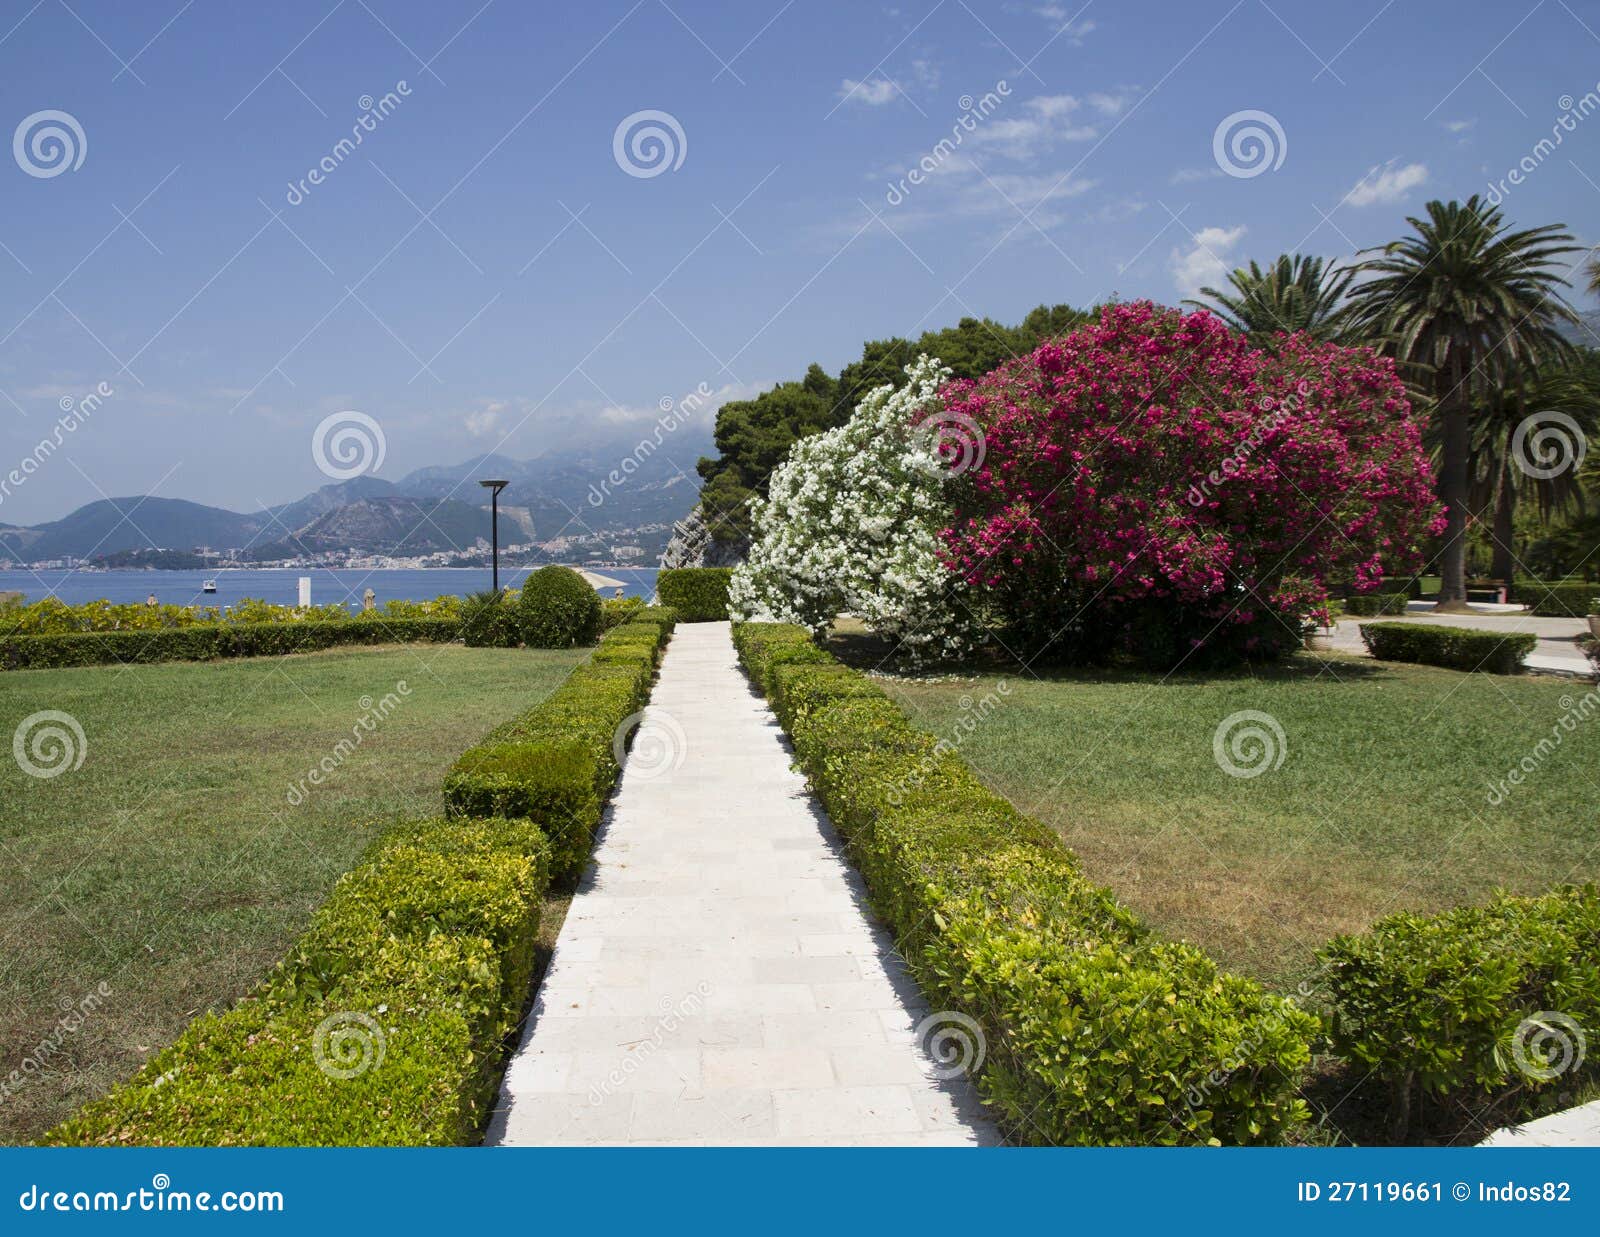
[488,621,998,1146]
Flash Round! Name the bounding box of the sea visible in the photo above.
[0,567,662,609]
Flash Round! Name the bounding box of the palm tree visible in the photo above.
[1186,254,1354,339]
[1465,354,1599,581]
[1346,198,1580,610]
[1587,252,1600,296]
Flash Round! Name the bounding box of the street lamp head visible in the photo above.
[479,478,509,492]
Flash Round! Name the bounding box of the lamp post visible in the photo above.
[479,479,509,592]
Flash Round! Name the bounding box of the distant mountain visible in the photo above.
[0,497,264,562]
[1560,309,1600,348]
[262,475,400,534]
[0,433,708,563]
[246,496,493,558]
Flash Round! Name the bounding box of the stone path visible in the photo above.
[487,621,998,1147]
[1480,1098,1600,1147]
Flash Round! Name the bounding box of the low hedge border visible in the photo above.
[46,815,553,1146]
[1343,592,1409,617]
[0,617,459,671]
[1321,886,1600,1136]
[443,607,677,883]
[656,567,733,621]
[1514,581,1596,618]
[731,622,1317,1146]
[1359,622,1537,674]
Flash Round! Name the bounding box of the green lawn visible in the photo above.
[872,647,1600,993]
[0,643,584,1144]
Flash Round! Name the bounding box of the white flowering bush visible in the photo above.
[728,354,978,661]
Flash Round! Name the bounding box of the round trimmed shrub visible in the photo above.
[518,567,601,648]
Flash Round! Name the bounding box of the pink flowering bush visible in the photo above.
[930,302,1442,668]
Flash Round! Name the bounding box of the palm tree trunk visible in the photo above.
[1436,362,1472,612]
[1490,447,1517,584]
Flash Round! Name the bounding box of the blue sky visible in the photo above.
[1,0,1596,524]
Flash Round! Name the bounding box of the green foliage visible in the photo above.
[657,568,733,621]
[0,617,458,671]
[1515,580,1597,617]
[1187,253,1356,340]
[45,816,552,1146]
[1321,886,1600,1129]
[600,596,644,630]
[732,622,1317,1146]
[443,614,675,884]
[459,589,521,647]
[1343,592,1410,616]
[1359,622,1537,674]
[518,566,601,648]
[694,306,1089,542]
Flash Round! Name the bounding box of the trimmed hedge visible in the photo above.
[443,608,676,883]
[519,566,602,648]
[1321,886,1600,1134]
[732,622,1317,1146]
[1344,591,1409,617]
[0,617,459,671]
[460,591,521,648]
[1516,581,1597,618]
[1359,622,1536,674]
[47,816,552,1146]
[657,567,733,621]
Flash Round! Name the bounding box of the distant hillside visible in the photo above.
[1560,308,1600,348]
[246,497,493,558]
[0,431,712,564]
[1,497,264,562]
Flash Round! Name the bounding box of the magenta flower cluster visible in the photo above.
[927,302,1442,651]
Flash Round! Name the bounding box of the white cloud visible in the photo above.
[1170,224,1246,298]
[839,77,899,106]
[1036,7,1096,43]
[1445,119,1475,134]
[1086,90,1134,116]
[1345,160,1428,207]
[967,94,1100,158]
[464,400,509,437]
[1169,166,1223,184]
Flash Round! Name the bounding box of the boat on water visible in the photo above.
[202,579,217,593]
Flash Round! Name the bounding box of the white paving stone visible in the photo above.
[1479,1098,1600,1147]
[487,621,999,1147]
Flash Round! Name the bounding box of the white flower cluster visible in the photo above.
[728,354,978,661]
